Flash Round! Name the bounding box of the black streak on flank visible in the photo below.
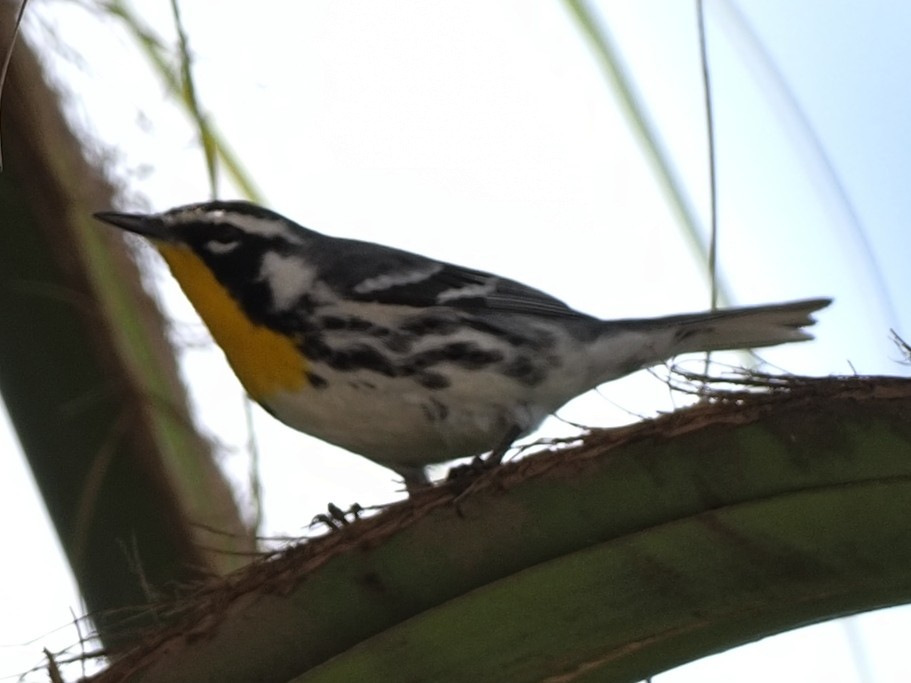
[418,373,450,390]
[502,355,546,386]
[347,380,378,390]
[421,398,450,422]
[333,345,398,376]
[403,343,505,373]
[307,371,328,389]
[381,332,414,354]
[300,334,400,377]
[318,315,378,333]
[318,315,413,353]
[400,314,460,336]
[301,326,506,383]
[464,317,555,350]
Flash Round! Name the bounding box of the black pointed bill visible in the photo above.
[93,211,171,240]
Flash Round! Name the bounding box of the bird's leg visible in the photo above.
[483,424,523,467]
[395,464,432,496]
[446,424,522,484]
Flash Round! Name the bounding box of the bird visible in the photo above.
[94,201,830,491]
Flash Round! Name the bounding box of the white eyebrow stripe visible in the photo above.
[353,265,443,294]
[168,208,305,243]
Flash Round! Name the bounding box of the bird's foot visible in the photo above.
[445,425,522,490]
[444,453,503,498]
[311,502,364,529]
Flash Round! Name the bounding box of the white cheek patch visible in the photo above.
[259,252,318,311]
[228,212,304,243]
[354,265,442,295]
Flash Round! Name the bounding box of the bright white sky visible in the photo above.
[2,1,910,680]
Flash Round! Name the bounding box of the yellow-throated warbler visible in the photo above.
[95,201,830,490]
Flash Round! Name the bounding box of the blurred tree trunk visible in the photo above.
[0,11,253,649]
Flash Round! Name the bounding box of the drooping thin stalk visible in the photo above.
[562,0,731,306]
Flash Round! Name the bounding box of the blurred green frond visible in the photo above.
[104,0,262,202]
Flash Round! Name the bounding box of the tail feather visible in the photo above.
[612,297,831,360]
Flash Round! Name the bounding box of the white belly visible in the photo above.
[260,363,553,469]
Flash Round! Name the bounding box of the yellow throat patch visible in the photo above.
[156,243,308,400]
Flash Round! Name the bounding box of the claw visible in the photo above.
[311,502,363,529]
